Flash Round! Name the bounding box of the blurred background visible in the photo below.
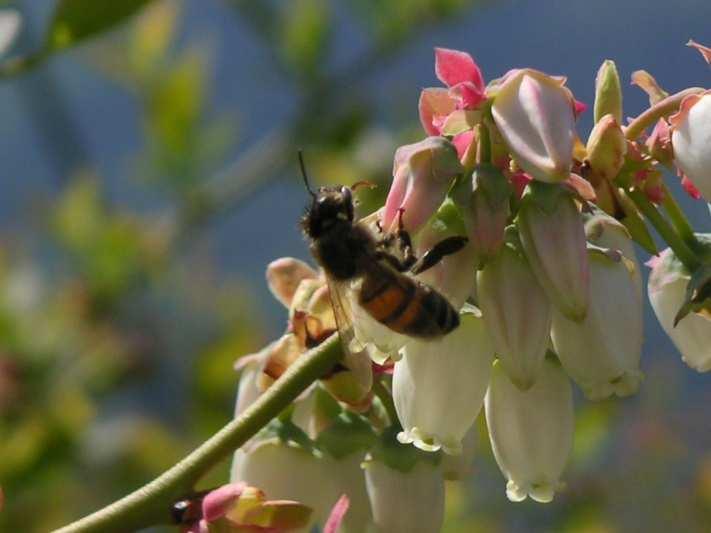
[0,0,709,531]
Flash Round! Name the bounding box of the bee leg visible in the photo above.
[393,208,418,269]
[374,250,411,272]
[410,236,468,275]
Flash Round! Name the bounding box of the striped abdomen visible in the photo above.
[357,266,459,338]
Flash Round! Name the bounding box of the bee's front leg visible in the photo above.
[410,236,468,275]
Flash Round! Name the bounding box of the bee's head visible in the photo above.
[303,186,354,238]
[298,151,354,238]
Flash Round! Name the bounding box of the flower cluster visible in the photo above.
[222,43,711,532]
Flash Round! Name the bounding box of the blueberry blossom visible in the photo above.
[486,358,574,503]
[364,457,445,533]
[551,248,643,400]
[670,91,711,202]
[477,237,552,390]
[648,242,711,372]
[383,137,463,234]
[393,310,493,455]
[231,438,371,532]
[516,182,590,321]
[491,69,577,183]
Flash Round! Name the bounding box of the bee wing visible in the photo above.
[324,275,373,403]
[324,275,366,357]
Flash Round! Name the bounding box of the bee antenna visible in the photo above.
[298,150,316,198]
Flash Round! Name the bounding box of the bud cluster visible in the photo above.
[225,43,711,532]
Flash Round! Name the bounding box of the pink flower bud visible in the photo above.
[492,69,576,183]
[670,91,711,202]
[478,242,552,390]
[516,183,590,321]
[384,137,463,233]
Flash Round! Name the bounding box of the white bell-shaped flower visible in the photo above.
[231,439,371,532]
[584,213,642,300]
[393,311,494,455]
[517,184,590,321]
[364,458,445,533]
[477,242,552,389]
[671,92,711,202]
[551,250,643,400]
[648,246,711,372]
[485,358,574,503]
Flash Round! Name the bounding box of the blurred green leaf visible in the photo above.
[46,0,155,52]
[281,0,331,81]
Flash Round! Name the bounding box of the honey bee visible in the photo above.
[298,152,467,347]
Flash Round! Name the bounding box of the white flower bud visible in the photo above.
[393,312,494,455]
[478,243,552,389]
[551,250,643,400]
[517,184,590,321]
[485,359,574,503]
[364,459,444,533]
[648,247,711,372]
[492,69,576,183]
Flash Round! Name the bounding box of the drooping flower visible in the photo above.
[648,245,711,373]
[584,211,642,300]
[231,439,372,532]
[383,137,463,233]
[393,311,494,455]
[491,69,577,183]
[477,240,552,390]
[516,182,590,321]
[551,249,643,400]
[485,358,574,503]
[364,458,445,533]
[670,91,711,202]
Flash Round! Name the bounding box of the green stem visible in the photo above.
[53,335,343,533]
[372,379,398,427]
[477,121,492,166]
[624,87,705,140]
[660,183,698,247]
[627,188,700,270]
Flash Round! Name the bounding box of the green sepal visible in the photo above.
[674,262,711,326]
[315,410,377,460]
[258,418,317,455]
[520,180,571,215]
[429,195,467,237]
[616,189,658,255]
[369,426,441,474]
[472,164,513,210]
